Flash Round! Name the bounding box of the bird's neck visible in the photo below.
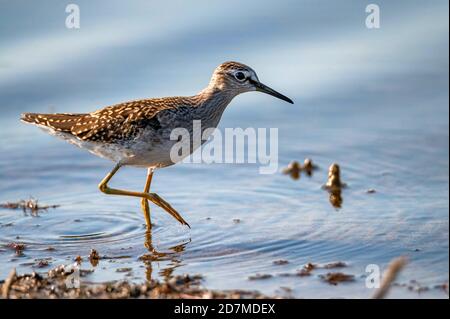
[186,85,236,128]
[195,85,236,112]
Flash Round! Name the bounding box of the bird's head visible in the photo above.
[208,61,293,104]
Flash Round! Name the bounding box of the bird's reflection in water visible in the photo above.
[141,227,191,282]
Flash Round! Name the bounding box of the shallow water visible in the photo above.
[0,0,448,298]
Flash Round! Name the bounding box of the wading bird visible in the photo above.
[21,62,293,229]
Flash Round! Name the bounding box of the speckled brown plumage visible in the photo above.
[215,61,250,73]
[21,97,195,144]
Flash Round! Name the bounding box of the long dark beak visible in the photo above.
[251,80,294,104]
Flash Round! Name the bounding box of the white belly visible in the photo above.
[36,105,224,168]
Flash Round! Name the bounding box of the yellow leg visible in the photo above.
[98,164,190,228]
[141,168,154,229]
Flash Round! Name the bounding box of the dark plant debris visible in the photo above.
[323,261,347,269]
[34,259,50,268]
[273,259,289,265]
[89,249,100,267]
[302,158,319,176]
[282,158,318,180]
[282,161,301,180]
[0,266,271,299]
[0,198,59,215]
[0,222,14,228]
[323,163,346,190]
[5,243,26,256]
[322,163,346,209]
[297,263,317,277]
[320,272,355,285]
[86,250,130,266]
[248,273,273,280]
[277,261,348,278]
[116,267,132,273]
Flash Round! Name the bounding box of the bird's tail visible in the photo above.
[21,112,85,132]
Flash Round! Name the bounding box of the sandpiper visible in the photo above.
[21,61,293,229]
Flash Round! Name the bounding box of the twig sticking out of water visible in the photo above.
[322,163,347,209]
[0,198,59,215]
[1,268,16,299]
[282,161,301,180]
[372,256,407,299]
[302,158,319,176]
[324,163,346,190]
[282,158,319,180]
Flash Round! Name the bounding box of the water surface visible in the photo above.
[0,0,448,298]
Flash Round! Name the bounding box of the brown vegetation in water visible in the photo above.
[0,198,59,215]
[273,259,289,265]
[282,158,319,180]
[296,262,317,277]
[5,243,26,256]
[319,272,355,285]
[88,249,100,267]
[248,273,273,280]
[322,163,347,209]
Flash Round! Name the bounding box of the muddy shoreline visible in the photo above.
[0,266,272,299]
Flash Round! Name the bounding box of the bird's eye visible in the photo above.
[234,71,246,81]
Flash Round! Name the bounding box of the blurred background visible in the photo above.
[0,0,448,298]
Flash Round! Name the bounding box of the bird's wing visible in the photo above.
[21,112,87,131]
[22,97,191,143]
